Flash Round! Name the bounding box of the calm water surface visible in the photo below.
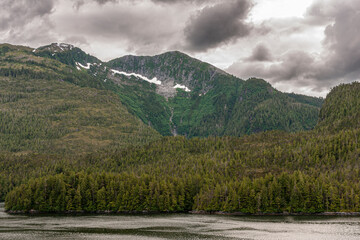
[1,203,360,239]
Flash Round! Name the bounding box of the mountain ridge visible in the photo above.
[1,42,324,138]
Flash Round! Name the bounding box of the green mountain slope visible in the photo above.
[28,44,323,137]
[108,51,232,97]
[4,81,360,212]
[317,82,360,131]
[2,43,323,140]
[107,52,323,136]
[34,43,101,67]
[0,44,160,154]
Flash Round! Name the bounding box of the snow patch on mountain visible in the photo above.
[174,84,191,92]
[76,62,92,70]
[57,43,64,51]
[111,69,161,85]
[56,43,74,52]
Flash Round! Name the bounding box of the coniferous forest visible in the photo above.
[4,83,360,213]
[1,43,360,215]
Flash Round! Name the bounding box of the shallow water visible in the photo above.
[1,203,360,239]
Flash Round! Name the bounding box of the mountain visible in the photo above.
[108,51,232,98]
[0,42,324,153]
[4,81,360,213]
[0,43,160,154]
[107,51,323,136]
[33,43,101,67]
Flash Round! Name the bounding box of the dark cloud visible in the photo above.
[270,51,315,81]
[184,0,253,52]
[246,44,272,62]
[229,0,360,95]
[54,0,188,57]
[314,0,360,81]
[228,50,315,81]
[0,0,55,30]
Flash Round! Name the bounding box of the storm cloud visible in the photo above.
[246,44,273,62]
[0,0,55,30]
[228,0,360,96]
[184,0,253,52]
[312,0,360,82]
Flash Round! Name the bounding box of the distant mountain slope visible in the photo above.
[108,51,233,98]
[317,82,360,131]
[107,51,323,136]
[11,43,323,138]
[34,43,101,67]
[0,44,160,154]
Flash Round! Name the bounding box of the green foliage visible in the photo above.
[317,82,360,131]
[286,92,324,108]
[168,78,321,137]
[5,172,197,213]
[108,52,323,137]
[0,44,160,154]
[107,76,172,135]
[35,43,101,67]
[3,124,360,212]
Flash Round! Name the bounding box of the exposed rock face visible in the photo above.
[157,79,176,98]
[36,43,74,53]
[108,51,232,98]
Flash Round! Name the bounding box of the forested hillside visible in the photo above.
[4,82,360,214]
[0,44,160,154]
[317,82,360,132]
[108,52,323,137]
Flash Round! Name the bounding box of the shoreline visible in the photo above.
[3,202,360,216]
[190,210,360,216]
[5,208,360,216]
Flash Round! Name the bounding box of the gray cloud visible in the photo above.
[52,0,190,58]
[228,50,315,81]
[313,0,360,81]
[228,0,360,96]
[72,0,216,9]
[150,0,209,3]
[0,0,55,30]
[184,0,253,52]
[246,44,272,62]
[72,0,119,9]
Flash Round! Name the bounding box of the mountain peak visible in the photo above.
[108,50,234,98]
[33,43,101,67]
[34,43,75,53]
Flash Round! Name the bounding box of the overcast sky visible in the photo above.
[1,0,359,97]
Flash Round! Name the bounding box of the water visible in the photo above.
[1,203,360,239]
